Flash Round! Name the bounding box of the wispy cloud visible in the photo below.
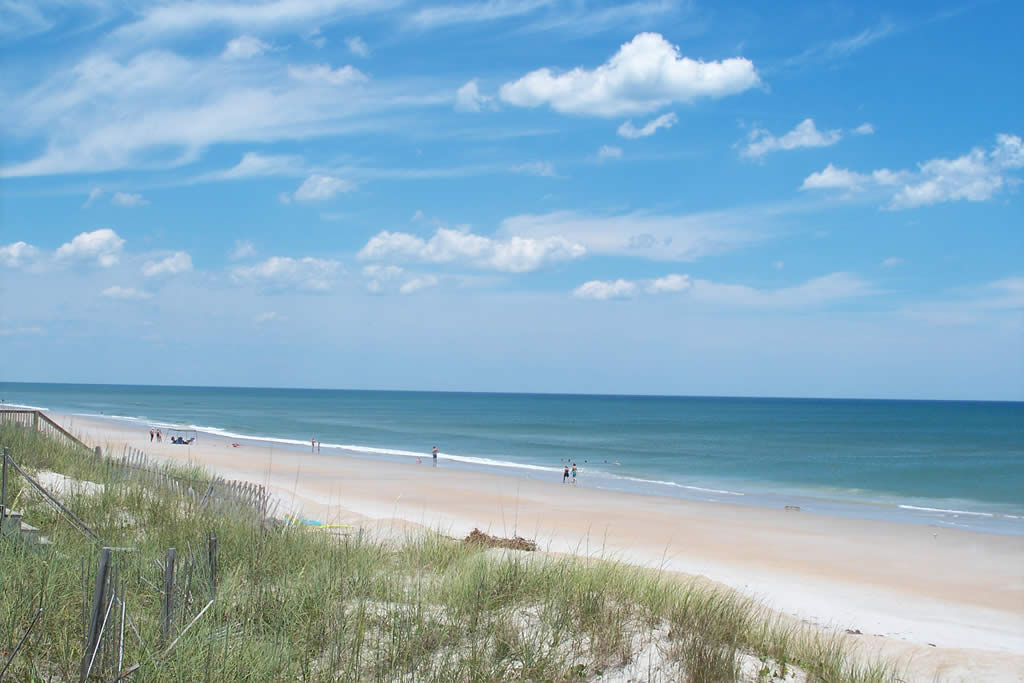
[291,174,356,201]
[112,0,392,43]
[405,0,552,30]
[618,112,677,139]
[573,272,875,308]
[499,207,775,262]
[112,191,149,207]
[510,161,558,177]
[785,21,896,67]
[102,285,151,300]
[231,256,342,291]
[522,0,681,36]
[142,251,192,277]
[2,48,445,177]
[345,35,370,57]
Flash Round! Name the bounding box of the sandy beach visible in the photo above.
[60,412,1024,681]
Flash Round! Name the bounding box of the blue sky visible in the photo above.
[1,0,1022,400]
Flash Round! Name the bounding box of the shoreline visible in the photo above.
[49,410,1024,680]
[44,405,1024,538]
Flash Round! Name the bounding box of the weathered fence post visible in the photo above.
[32,411,39,432]
[162,548,176,643]
[2,447,8,517]
[80,547,112,682]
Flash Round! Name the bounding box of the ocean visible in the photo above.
[2,382,1022,535]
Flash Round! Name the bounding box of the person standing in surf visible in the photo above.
[563,465,570,483]
[571,463,578,485]
[432,446,438,467]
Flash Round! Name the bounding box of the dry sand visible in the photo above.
[59,413,1024,681]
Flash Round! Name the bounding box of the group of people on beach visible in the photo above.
[149,428,161,442]
[562,462,578,485]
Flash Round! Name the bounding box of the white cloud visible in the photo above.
[83,187,103,208]
[287,63,367,86]
[598,145,623,160]
[255,311,279,322]
[102,286,151,300]
[853,122,875,135]
[801,134,1024,209]
[511,161,557,177]
[399,275,439,294]
[346,35,370,57]
[55,229,125,267]
[231,240,257,260]
[881,257,904,268]
[231,256,341,291]
[405,0,551,30]
[647,273,691,293]
[359,227,585,273]
[222,35,270,60]
[499,32,759,117]
[800,164,870,191]
[292,174,356,201]
[573,279,636,300]
[0,241,40,267]
[499,209,761,262]
[455,79,493,112]
[112,192,149,207]
[142,252,193,277]
[891,134,1023,209]
[743,118,842,158]
[617,112,677,139]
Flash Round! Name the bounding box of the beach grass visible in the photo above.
[0,423,902,682]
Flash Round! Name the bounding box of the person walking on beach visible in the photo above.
[156,429,162,443]
[571,463,578,486]
[563,465,570,484]
[312,437,316,453]
[150,428,154,442]
[432,446,438,467]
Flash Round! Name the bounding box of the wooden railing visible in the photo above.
[0,409,93,453]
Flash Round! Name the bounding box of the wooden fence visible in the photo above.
[108,446,276,521]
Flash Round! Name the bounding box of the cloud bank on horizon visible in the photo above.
[0,0,1021,400]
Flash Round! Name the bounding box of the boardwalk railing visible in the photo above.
[0,409,93,453]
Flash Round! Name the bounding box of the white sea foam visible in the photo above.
[898,504,995,518]
[2,402,50,411]
[617,475,745,496]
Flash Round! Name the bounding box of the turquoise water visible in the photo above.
[2,382,1022,535]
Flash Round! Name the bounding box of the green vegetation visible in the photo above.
[0,423,901,682]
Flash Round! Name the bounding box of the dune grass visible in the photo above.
[0,423,902,682]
